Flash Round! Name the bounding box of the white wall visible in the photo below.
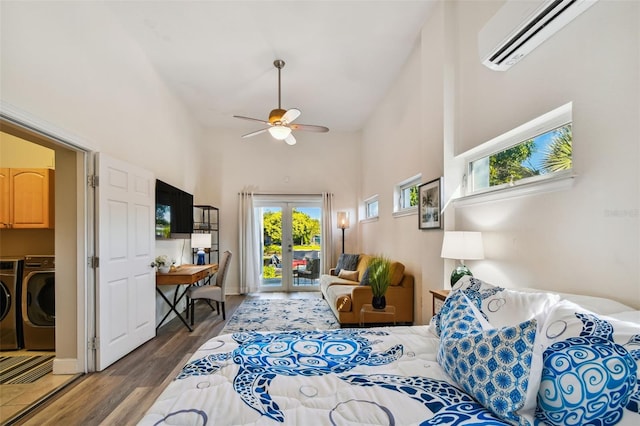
[360,37,444,324]
[447,0,639,307]
[198,127,361,294]
[1,1,203,186]
[0,1,204,361]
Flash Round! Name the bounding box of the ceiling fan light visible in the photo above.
[268,125,291,140]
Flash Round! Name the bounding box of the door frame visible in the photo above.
[1,102,92,373]
[254,195,323,293]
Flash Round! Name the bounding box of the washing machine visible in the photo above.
[22,255,55,350]
[0,258,24,350]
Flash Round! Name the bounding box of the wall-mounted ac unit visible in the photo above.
[479,0,599,71]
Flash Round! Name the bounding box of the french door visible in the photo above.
[256,199,322,292]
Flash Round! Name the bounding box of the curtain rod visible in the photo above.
[238,192,330,196]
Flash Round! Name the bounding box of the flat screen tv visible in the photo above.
[155,179,193,238]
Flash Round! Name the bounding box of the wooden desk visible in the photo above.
[156,264,218,332]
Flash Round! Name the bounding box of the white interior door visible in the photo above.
[95,153,155,371]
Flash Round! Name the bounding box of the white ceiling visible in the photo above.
[106,1,436,133]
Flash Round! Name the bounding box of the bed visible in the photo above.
[139,277,640,425]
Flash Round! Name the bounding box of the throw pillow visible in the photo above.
[441,319,539,425]
[454,276,560,328]
[536,300,640,426]
[337,269,359,281]
[436,291,490,358]
[437,290,542,425]
[359,267,370,286]
[389,261,405,286]
[335,253,359,275]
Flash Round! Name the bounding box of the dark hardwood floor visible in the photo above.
[12,294,249,425]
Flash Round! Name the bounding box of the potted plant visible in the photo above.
[368,255,391,310]
[154,255,171,273]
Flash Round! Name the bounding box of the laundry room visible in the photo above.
[0,129,71,421]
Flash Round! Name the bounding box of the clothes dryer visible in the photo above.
[22,255,55,350]
[0,258,24,350]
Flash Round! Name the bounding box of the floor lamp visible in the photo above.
[337,211,349,254]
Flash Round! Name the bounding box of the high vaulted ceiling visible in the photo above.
[106,1,435,133]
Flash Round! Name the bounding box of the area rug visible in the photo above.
[0,354,55,384]
[220,297,340,335]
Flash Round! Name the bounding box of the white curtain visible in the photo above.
[320,192,334,274]
[238,191,261,293]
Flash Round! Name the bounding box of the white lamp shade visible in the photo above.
[191,233,211,249]
[441,231,484,261]
[268,125,292,140]
[337,211,350,229]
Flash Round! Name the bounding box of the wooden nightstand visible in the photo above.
[429,289,450,315]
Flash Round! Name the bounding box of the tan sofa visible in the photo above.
[320,254,414,326]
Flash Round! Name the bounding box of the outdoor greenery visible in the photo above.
[409,186,419,206]
[368,256,392,297]
[263,209,320,246]
[489,124,572,186]
[263,265,276,278]
[542,126,572,172]
[489,140,537,186]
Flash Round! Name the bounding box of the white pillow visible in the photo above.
[337,269,359,281]
[453,276,560,328]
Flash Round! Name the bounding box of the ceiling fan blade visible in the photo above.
[242,128,269,138]
[282,108,301,124]
[290,123,329,133]
[284,133,297,145]
[234,115,271,125]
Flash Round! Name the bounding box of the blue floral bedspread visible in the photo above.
[138,326,508,425]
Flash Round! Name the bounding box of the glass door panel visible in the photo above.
[291,206,321,290]
[257,200,322,292]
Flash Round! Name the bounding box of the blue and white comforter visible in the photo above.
[139,278,640,426]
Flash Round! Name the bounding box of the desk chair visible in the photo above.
[188,250,232,325]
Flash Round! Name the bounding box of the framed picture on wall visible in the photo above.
[418,177,442,230]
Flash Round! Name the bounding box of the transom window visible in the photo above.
[466,103,572,196]
[394,174,421,214]
[364,195,379,219]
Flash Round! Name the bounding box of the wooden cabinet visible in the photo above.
[0,168,54,229]
[0,169,9,227]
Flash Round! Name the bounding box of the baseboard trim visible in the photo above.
[53,357,83,374]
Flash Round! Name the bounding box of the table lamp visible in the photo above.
[191,233,211,265]
[441,231,484,286]
[337,211,350,254]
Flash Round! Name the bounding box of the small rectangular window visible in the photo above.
[364,196,379,219]
[394,174,421,214]
[466,103,572,197]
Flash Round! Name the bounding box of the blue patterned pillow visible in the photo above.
[335,253,359,275]
[536,300,640,426]
[437,290,540,425]
[436,291,491,372]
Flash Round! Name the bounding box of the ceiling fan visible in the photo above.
[233,59,329,145]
